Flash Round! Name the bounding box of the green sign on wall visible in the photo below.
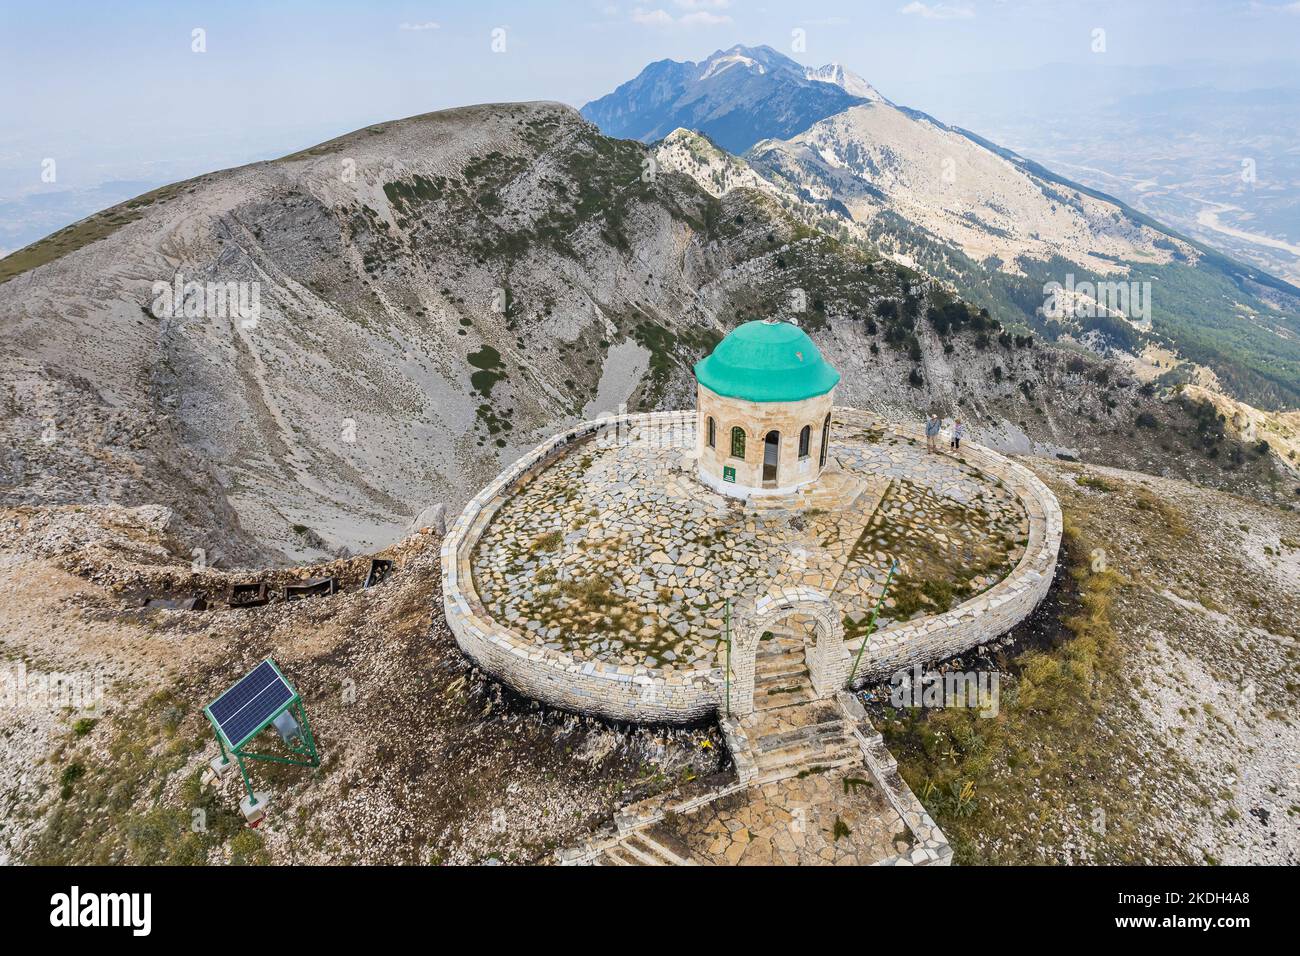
[723,466,736,483]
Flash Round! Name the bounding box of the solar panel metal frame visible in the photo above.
[204,658,300,750]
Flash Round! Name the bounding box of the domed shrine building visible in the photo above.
[441,317,1061,865]
[694,320,840,498]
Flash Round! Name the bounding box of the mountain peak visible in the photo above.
[580,43,865,153]
[804,62,885,103]
[709,44,795,66]
[699,47,769,81]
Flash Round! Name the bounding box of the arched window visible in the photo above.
[819,414,831,467]
[730,426,746,459]
[706,416,716,448]
[798,424,811,459]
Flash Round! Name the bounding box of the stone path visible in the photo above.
[471,412,1026,671]
[599,767,910,866]
[674,770,906,865]
[569,706,949,866]
[565,623,952,867]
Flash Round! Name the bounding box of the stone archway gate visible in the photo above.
[728,586,852,716]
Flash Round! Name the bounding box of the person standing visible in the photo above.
[950,417,965,451]
[925,413,939,453]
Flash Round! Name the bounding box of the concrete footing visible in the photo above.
[240,791,270,826]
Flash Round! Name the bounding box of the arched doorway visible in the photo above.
[762,430,780,487]
[725,587,850,716]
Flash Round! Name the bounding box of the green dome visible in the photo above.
[694,320,840,403]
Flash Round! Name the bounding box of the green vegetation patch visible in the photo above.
[0,180,192,285]
[468,345,507,398]
[846,478,1021,630]
[27,689,249,865]
[630,320,722,411]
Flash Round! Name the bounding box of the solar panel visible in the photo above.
[207,660,295,748]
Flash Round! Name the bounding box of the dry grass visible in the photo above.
[874,517,1184,863]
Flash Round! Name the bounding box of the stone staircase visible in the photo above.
[558,683,953,867]
[745,700,863,784]
[754,629,815,709]
[594,828,698,866]
[739,624,862,784]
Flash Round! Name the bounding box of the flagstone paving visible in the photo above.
[470,411,1026,669]
[651,766,911,865]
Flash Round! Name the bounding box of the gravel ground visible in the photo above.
[1040,460,1300,864]
[869,458,1299,865]
[0,504,726,865]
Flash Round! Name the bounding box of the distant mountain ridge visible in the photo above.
[580,45,875,153]
[586,45,1300,410]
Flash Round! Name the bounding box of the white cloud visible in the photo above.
[899,2,975,20]
[399,21,441,31]
[632,8,676,25]
[680,11,732,24]
[632,5,732,26]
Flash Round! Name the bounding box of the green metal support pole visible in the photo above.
[847,560,899,687]
[294,701,320,767]
[214,730,231,768]
[236,751,316,766]
[234,751,257,805]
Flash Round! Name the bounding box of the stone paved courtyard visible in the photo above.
[470,412,1028,670]
[639,767,910,865]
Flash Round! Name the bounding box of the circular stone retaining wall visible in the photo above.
[440,409,1062,723]
[839,410,1063,683]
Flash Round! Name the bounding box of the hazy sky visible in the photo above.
[2,1,1298,199]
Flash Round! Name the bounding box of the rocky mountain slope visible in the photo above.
[0,506,726,865]
[1,99,1296,867]
[2,454,1293,865]
[1,102,735,563]
[2,102,1294,570]
[587,46,1300,412]
[751,102,1183,275]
